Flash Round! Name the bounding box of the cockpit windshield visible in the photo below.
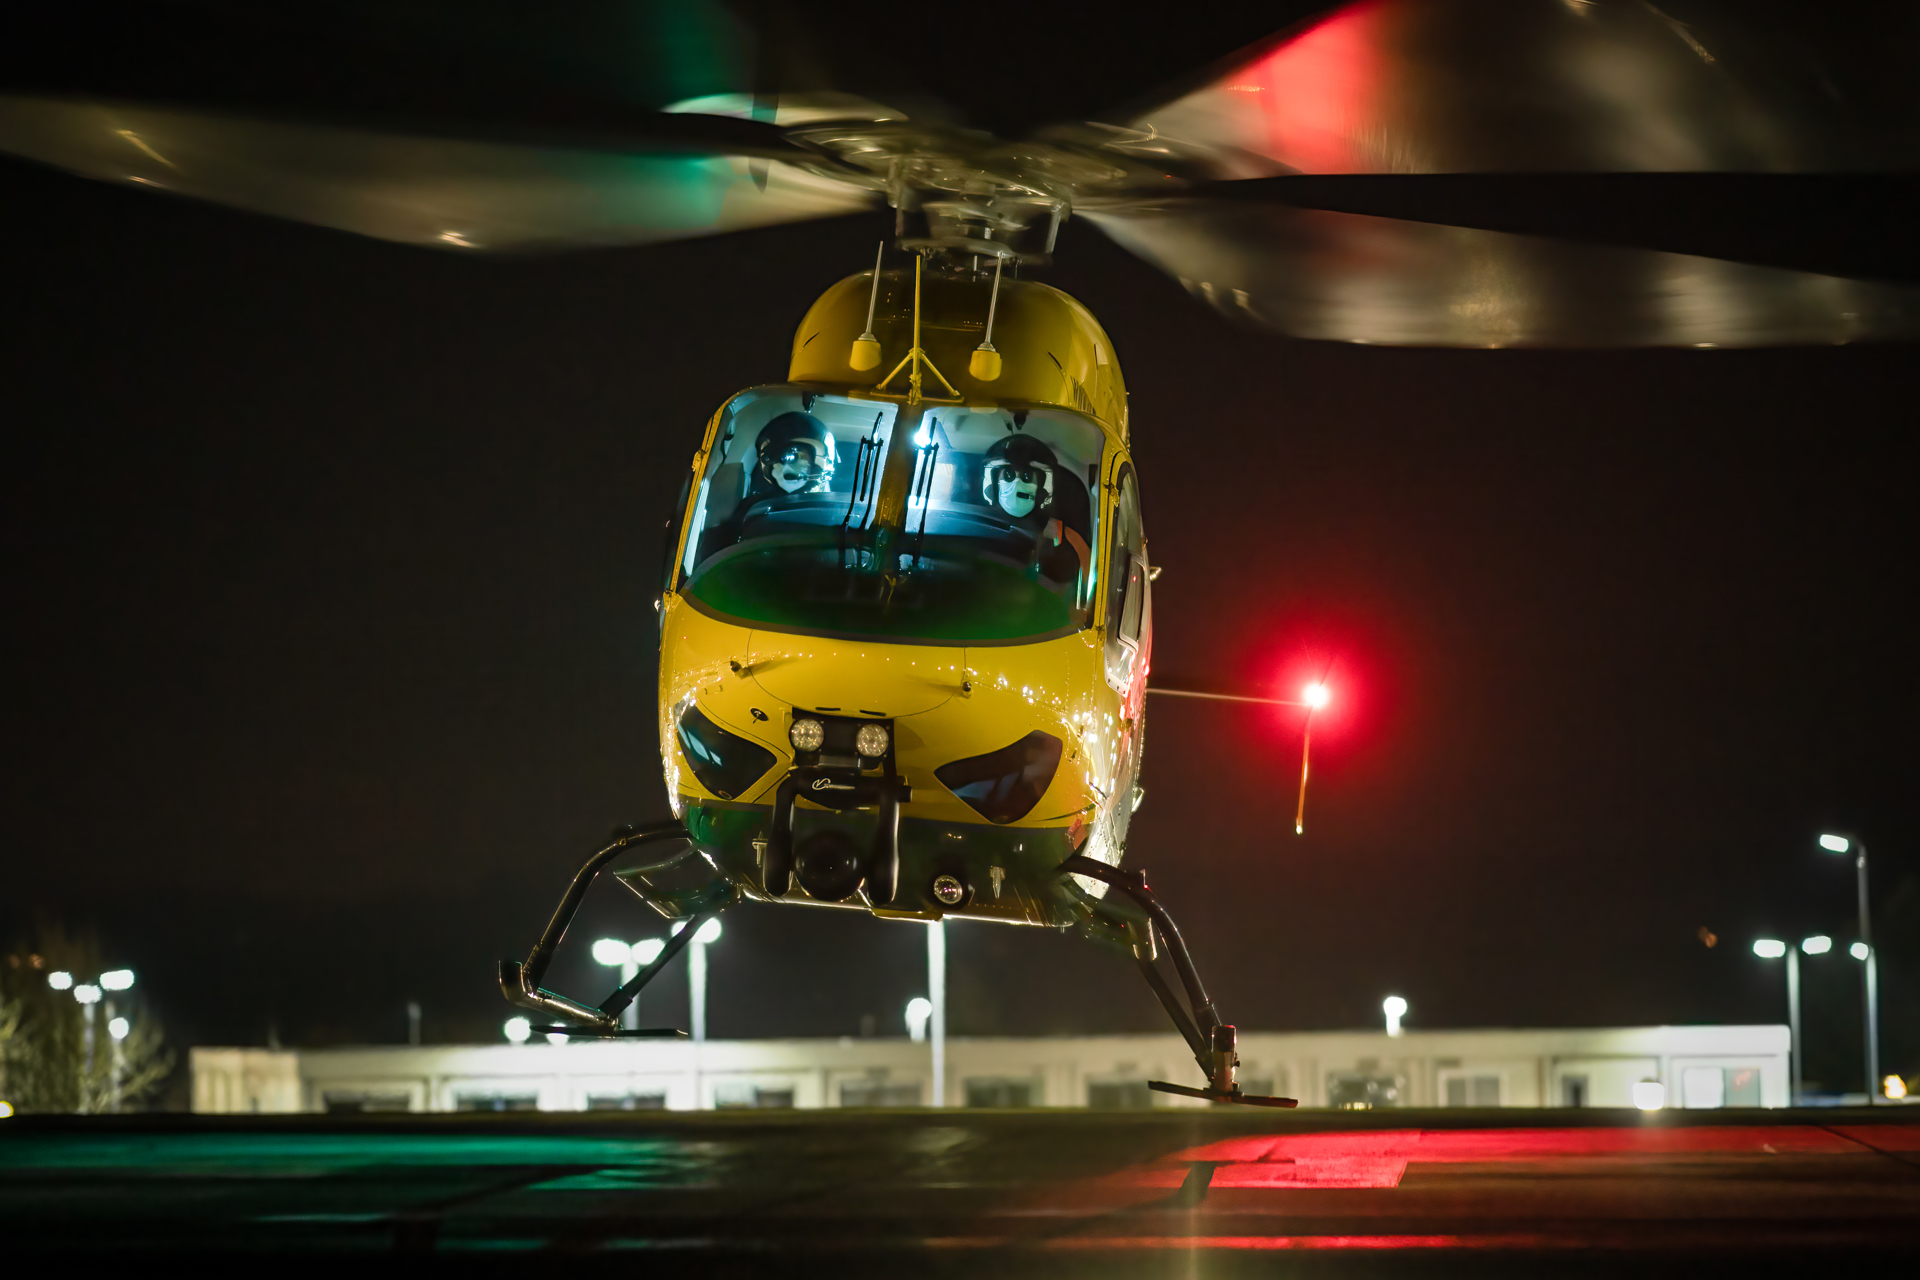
[677,386,1105,642]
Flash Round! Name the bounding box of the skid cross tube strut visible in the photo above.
[1058,854,1297,1109]
[499,821,709,1036]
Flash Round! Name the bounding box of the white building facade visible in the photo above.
[193,1024,1790,1114]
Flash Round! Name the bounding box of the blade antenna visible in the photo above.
[850,242,885,371]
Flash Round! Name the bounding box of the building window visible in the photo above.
[1561,1076,1589,1107]
[714,1082,795,1109]
[588,1093,667,1111]
[966,1078,1036,1108]
[1440,1073,1502,1107]
[322,1092,411,1114]
[455,1094,538,1112]
[1724,1067,1762,1107]
[1088,1081,1154,1110]
[1680,1067,1726,1109]
[1329,1072,1403,1109]
[840,1080,923,1107]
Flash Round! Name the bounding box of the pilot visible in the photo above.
[982,436,1089,583]
[981,435,1056,521]
[753,411,838,497]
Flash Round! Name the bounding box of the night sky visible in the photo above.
[4,60,1915,1098]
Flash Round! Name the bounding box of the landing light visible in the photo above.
[855,722,891,758]
[790,717,825,752]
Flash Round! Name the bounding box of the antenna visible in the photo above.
[850,242,884,372]
[970,255,1004,382]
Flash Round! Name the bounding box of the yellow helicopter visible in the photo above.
[6,0,1913,1104]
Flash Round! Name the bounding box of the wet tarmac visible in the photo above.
[3,1107,1916,1275]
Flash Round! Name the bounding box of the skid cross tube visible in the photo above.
[499,821,693,1030]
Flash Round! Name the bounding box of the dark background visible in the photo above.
[3,11,1915,1100]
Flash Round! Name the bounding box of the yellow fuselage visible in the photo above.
[656,265,1152,932]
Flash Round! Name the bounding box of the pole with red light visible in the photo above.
[1146,678,1332,834]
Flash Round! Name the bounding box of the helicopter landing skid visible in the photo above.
[498,821,729,1035]
[1058,854,1298,1109]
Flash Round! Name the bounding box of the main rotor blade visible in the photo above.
[1083,198,1920,347]
[0,96,876,251]
[1115,0,1920,178]
[1198,173,1920,286]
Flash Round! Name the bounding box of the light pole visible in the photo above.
[53,968,134,1112]
[1817,834,1878,1103]
[673,918,723,1043]
[1753,939,1802,1102]
[927,920,946,1107]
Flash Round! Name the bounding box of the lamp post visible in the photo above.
[53,968,134,1112]
[673,918,723,1043]
[1753,939,1802,1102]
[927,920,946,1107]
[1818,834,1879,1103]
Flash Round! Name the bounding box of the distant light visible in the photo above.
[1752,939,1786,959]
[1382,995,1407,1037]
[100,969,135,991]
[591,938,632,967]
[1632,1080,1666,1111]
[503,1016,532,1044]
[913,424,932,447]
[73,984,102,1005]
[1302,682,1330,709]
[1886,1075,1910,1101]
[545,1032,569,1045]
[1818,834,1850,854]
[1801,936,1832,956]
[0,1101,12,1119]
[633,939,666,966]
[438,231,475,247]
[47,972,72,991]
[1849,941,1870,961]
[108,1017,130,1041]
[905,996,933,1042]
[694,917,723,945]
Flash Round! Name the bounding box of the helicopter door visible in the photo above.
[1102,464,1149,697]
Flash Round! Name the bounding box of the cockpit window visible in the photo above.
[675,386,1105,642]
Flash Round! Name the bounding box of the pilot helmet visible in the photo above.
[981,435,1057,519]
[756,411,837,494]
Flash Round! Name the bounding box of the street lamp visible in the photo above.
[1819,833,1880,1104]
[1753,939,1802,1102]
[1382,995,1407,1037]
[503,1016,532,1044]
[905,997,932,1043]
